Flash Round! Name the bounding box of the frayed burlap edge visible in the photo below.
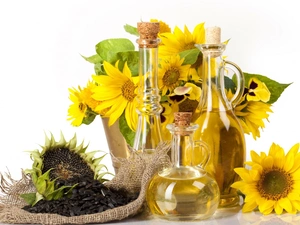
[0,142,171,225]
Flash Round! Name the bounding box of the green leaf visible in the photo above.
[224,76,237,92]
[116,51,139,76]
[20,193,36,205]
[32,192,44,206]
[36,177,47,194]
[30,171,38,184]
[93,153,108,165]
[44,180,56,197]
[124,24,139,36]
[96,38,135,63]
[94,63,105,75]
[81,54,102,64]
[82,109,97,125]
[179,48,200,65]
[119,113,135,147]
[46,184,74,200]
[243,73,292,104]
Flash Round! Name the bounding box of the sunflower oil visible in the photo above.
[193,109,245,207]
[147,167,220,220]
[146,112,220,220]
[193,27,246,207]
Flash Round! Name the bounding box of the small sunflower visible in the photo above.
[158,54,191,96]
[81,80,106,115]
[159,22,205,56]
[228,76,273,140]
[67,86,87,126]
[158,22,205,85]
[150,19,171,34]
[234,100,273,139]
[92,61,139,131]
[67,81,105,127]
[232,142,300,215]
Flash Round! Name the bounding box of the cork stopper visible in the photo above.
[206,26,221,44]
[174,112,192,127]
[137,22,160,47]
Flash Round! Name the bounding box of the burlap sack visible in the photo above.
[0,142,171,225]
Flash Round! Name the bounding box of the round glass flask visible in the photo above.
[146,112,220,221]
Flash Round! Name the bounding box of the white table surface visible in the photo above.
[1,203,300,225]
[109,206,300,225]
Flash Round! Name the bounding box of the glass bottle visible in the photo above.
[146,112,220,221]
[193,27,246,208]
[133,22,163,155]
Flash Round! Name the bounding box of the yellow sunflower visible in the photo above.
[150,19,171,34]
[67,85,87,126]
[92,61,139,131]
[81,80,106,115]
[159,22,205,56]
[158,22,205,85]
[234,100,273,139]
[232,142,300,215]
[158,54,191,96]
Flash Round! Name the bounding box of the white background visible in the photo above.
[0,0,299,179]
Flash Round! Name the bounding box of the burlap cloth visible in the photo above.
[0,142,171,225]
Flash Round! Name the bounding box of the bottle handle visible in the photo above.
[193,140,210,168]
[224,60,245,107]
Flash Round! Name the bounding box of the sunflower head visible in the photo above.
[232,142,300,215]
[158,55,191,96]
[150,19,171,34]
[67,81,104,127]
[23,132,110,205]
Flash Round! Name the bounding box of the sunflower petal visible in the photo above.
[258,200,274,214]
[278,197,293,213]
[262,156,274,169]
[234,168,252,182]
[274,201,283,215]
[250,150,261,164]
[242,201,258,213]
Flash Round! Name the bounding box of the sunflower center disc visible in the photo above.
[258,168,293,201]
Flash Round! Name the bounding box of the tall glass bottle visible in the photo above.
[133,22,163,154]
[146,112,220,220]
[193,27,246,207]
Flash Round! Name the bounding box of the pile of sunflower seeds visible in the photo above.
[22,176,138,217]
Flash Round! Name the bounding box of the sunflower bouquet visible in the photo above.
[67,19,289,146]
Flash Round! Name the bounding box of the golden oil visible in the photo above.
[146,112,220,220]
[146,167,220,220]
[193,109,245,207]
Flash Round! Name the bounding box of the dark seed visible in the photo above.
[22,175,139,217]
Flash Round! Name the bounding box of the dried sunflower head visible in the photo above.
[22,132,112,205]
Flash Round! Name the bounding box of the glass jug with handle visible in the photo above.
[193,26,246,208]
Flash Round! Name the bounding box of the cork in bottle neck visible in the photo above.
[174,112,192,127]
[203,26,224,57]
[206,26,221,44]
[137,22,160,48]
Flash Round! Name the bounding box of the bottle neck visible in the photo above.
[133,40,162,153]
[167,124,198,167]
[198,44,232,111]
[136,46,161,114]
